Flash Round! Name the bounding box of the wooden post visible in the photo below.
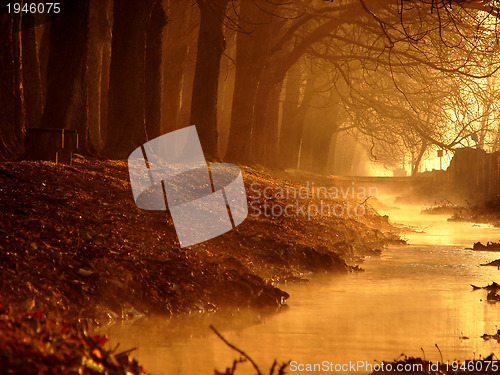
[25,128,78,164]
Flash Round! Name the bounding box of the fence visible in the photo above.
[447,147,500,198]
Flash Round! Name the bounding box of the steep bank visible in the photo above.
[0,158,398,320]
[0,158,400,372]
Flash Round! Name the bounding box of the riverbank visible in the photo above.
[397,176,500,227]
[420,198,500,227]
[0,158,398,372]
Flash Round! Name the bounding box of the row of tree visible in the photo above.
[2,0,500,174]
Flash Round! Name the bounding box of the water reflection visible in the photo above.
[100,203,500,375]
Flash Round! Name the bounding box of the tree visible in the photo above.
[87,0,112,151]
[279,65,316,169]
[286,0,500,174]
[161,0,192,133]
[300,91,342,174]
[0,8,24,159]
[40,0,89,142]
[225,1,374,165]
[21,24,43,129]
[225,0,283,164]
[104,0,157,158]
[190,0,229,160]
[145,0,167,141]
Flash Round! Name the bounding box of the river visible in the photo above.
[101,201,500,374]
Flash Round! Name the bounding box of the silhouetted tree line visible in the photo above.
[1,0,500,174]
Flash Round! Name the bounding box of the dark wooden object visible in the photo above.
[25,128,78,164]
[448,147,500,198]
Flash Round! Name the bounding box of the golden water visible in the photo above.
[101,203,500,374]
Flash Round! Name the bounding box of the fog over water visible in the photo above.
[101,199,500,375]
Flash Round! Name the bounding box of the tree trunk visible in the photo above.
[190,0,229,160]
[104,0,154,158]
[0,10,25,159]
[253,81,282,166]
[21,26,42,128]
[278,63,302,166]
[145,0,167,141]
[217,35,236,157]
[161,0,189,133]
[301,101,340,174]
[310,123,337,175]
[280,73,315,169]
[177,27,198,130]
[99,28,112,146]
[87,0,111,151]
[13,12,25,150]
[263,82,283,167]
[225,1,273,164]
[225,70,259,163]
[38,23,50,107]
[412,141,428,176]
[334,132,359,175]
[75,50,90,154]
[41,0,89,133]
[327,133,339,175]
[225,56,259,163]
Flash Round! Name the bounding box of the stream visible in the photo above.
[101,201,500,374]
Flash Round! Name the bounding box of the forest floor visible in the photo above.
[0,157,401,373]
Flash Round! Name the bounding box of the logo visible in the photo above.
[128,126,248,247]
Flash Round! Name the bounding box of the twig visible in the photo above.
[435,343,443,363]
[210,325,263,375]
[269,360,277,375]
[359,195,371,205]
[115,347,137,358]
[277,362,288,375]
